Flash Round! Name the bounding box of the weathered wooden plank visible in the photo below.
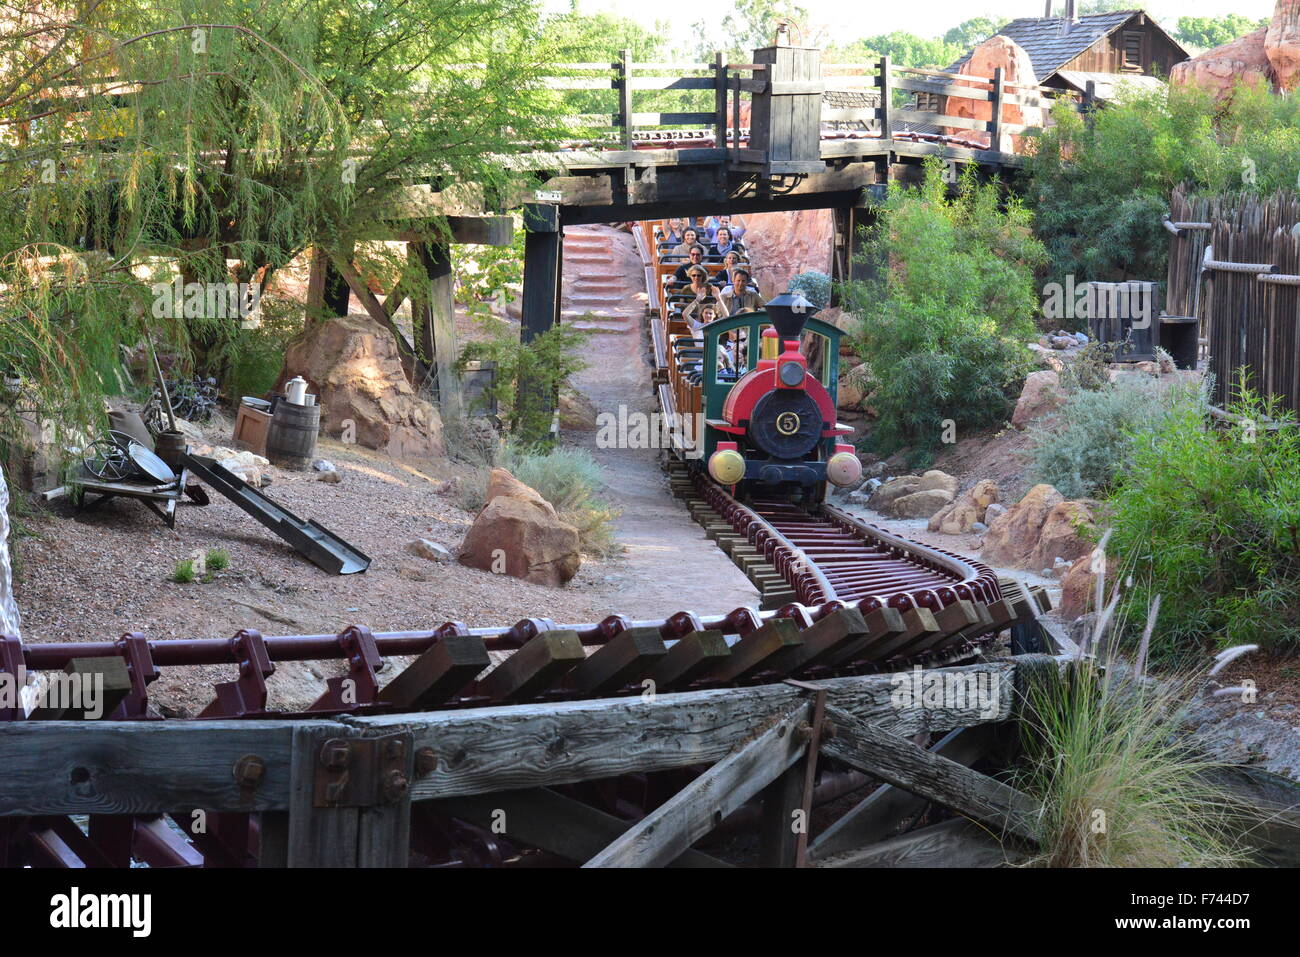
[821,705,1039,842]
[808,724,997,861]
[433,788,730,867]
[814,817,1024,868]
[709,618,803,682]
[378,635,491,710]
[0,720,301,815]
[479,630,586,702]
[647,629,731,689]
[286,724,358,867]
[584,704,810,867]
[819,605,907,668]
[27,657,131,721]
[567,627,667,695]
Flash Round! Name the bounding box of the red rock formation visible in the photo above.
[1267,1,1300,91]
[740,209,833,298]
[282,314,444,461]
[1170,26,1274,100]
[941,35,1041,152]
[460,469,581,587]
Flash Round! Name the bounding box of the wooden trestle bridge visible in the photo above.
[0,44,1092,869]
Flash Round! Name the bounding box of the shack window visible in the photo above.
[1122,31,1143,71]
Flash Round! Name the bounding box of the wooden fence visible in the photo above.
[1168,186,1300,418]
[538,51,1069,166]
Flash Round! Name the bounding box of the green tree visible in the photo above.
[1173,15,1268,51]
[826,32,965,69]
[1027,81,1300,287]
[689,0,813,62]
[0,0,567,440]
[943,16,1008,48]
[842,161,1045,459]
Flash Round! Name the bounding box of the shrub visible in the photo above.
[171,559,196,584]
[457,442,621,558]
[1027,376,1202,498]
[1106,380,1300,663]
[788,270,831,308]
[206,548,230,572]
[457,318,590,445]
[1017,658,1251,867]
[842,160,1044,456]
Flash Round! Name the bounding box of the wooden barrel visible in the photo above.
[265,400,319,470]
[153,430,188,470]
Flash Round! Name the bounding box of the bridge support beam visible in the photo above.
[830,205,875,306]
[521,203,562,345]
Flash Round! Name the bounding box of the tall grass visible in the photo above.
[1016,597,1256,867]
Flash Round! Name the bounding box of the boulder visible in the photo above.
[928,479,1000,534]
[889,488,955,520]
[1058,554,1097,620]
[1268,2,1300,91]
[1011,370,1065,430]
[837,362,874,411]
[485,467,556,517]
[281,314,444,461]
[1028,501,1096,571]
[559,390,599,432]
[916,469,958,496]
[867,474,920,511]
[408,538,453,563]
[941,35,1041,151]
[983,503,1007,524]
[459,496,581,587]
[981,484,1064,568]
[1171,26,1273,100]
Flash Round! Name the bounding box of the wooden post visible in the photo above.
[1082,79,1096,127]
[713,52,727,149]
[618,49,633,151]
[731,73,741,150]
[410,242,463,421]
[878,55,892,141]
[521,203,561,345]
[990,66,1005,153]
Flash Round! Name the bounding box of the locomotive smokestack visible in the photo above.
[764,291,819,340]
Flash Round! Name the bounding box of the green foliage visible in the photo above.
[1173,15,1268,52]
[827,32,964,69]
[1027,82,1300,287]
[690,0,812,61]
[454,230,525,314]
[206,548,230,571]
[788,270,830,308]
[171,559,196,584]
[457,441,621,557]
[1017,659,1251,867]
[1106,380,1300,663]
[843,160,1044,456]
[0,0,569,440]
[224,296,306,401]
[457,319,591,445]
[1029,376,1202,499]
[942,16,1006,48]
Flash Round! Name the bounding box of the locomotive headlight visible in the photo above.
[826,450,863,487]
[708,448,746,485]
[778,360,804,387]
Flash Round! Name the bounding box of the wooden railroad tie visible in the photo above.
[479,631,587,702]
[378,635,492,710]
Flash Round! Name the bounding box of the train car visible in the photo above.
[667,292,861,503]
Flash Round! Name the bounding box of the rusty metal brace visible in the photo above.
[199,629,274,718]
[784,678,831,868]
[308,625,383,711]
[113,632,160,718]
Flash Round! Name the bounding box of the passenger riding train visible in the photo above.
[640,217,861,503]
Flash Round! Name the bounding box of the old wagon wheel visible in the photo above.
[83,438,134,481]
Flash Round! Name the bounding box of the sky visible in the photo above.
[541,0,1278,48]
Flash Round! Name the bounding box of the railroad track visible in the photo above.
[9,461,1048,722]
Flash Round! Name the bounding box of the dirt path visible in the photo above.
[559,225,758,617]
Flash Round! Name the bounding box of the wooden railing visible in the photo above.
[537,53,1073,161]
